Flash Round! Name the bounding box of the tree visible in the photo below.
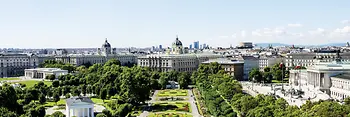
[249,68,263,82]
[273,70,283,81]
[47,74,56,81]
[263,72,272,83]
[159,73,168,89]
[96,113,107,117]
[104,59,121,66]
[36,106,46,117]
[232,95,258,116]
[51,111,65,117]
[100,88,107,103]
[344,97,350,105]
[52,81,59,87]
[247,106,274,117]
[71,87,81,96]
[178,72,190,89]
[0,107,17,117]
[53,93,60,105]
[39,94,46,104]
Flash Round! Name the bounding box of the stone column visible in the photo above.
[83,108,85,117]
[91,107,94,117]
[72,108,74,117]
[66,106,70,117]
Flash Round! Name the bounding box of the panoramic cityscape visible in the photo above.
[1,1,350,117]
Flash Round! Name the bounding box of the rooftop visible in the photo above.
[202,58,244,64]
[332,73,350,80]
[66,96,94,106]
[25,68,68,72]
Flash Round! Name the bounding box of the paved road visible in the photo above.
[139,89,202,117]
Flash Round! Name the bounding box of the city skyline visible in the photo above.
[1,0,350,48]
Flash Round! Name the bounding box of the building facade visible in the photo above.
[258,55,283,71]
[237,56,259,80]
[56,39,137,66]
[0,54,39,78]
[285,52,350,68]
[289,60,350,100]
[138,54,222,72]
[330,74,350,100]
[138,37,223,72]
[25,68,68,79]
[202,58,244,80]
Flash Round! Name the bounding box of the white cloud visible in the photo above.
[309,28,326,36]
[334,26,350,34]
[241,30,246,38]
[231,34,237,38]
[251,27,287,37]
[219,36,229,38]
[341,20,350,24]
[288,23,303,27]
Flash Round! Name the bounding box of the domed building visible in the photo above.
[99,38,112,56]
[171,35,184,54]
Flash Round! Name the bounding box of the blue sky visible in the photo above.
[1,0,350,48]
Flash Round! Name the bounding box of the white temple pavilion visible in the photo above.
[66,96,94,117]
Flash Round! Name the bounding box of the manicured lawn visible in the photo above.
[44,99,66,107]
[152,102,191,113]
[91,98,112,104]
[148,113,193,117]
[12,80,52,88]
[0,77,20,81]
[272,78,289,83]
[157,90,188,97]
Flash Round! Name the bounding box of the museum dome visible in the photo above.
[173,36,182,46]
[102,38,111,48]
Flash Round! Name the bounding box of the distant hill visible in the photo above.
[255,43,347,48]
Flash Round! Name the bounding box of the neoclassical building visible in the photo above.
[0,54,39,77]
[285,52,350,68]
[289,60,350,100]
[138,36,223,72]
[55,39,137,66]
[66,96,94,117]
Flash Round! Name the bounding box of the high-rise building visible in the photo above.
[203,44,207,49]
[189,44,192,49]
[194,41,199,49]
[159,45,163,49]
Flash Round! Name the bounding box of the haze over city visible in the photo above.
[1,0,350,48]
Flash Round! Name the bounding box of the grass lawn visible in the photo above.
[157,90,188,97]
[91,98,112,104]
[0,77,20,81]
[12,80,52,88]
[272,78,289,83]
[44,99,66,107]
[148,113,193,117]
[152,102,191,113]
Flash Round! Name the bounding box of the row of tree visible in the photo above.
[194,63,350,117]
[192,62,241,117]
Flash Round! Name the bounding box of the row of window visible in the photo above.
[332,79,350,90]
[331,91,349,99]
[0,58,30,62]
